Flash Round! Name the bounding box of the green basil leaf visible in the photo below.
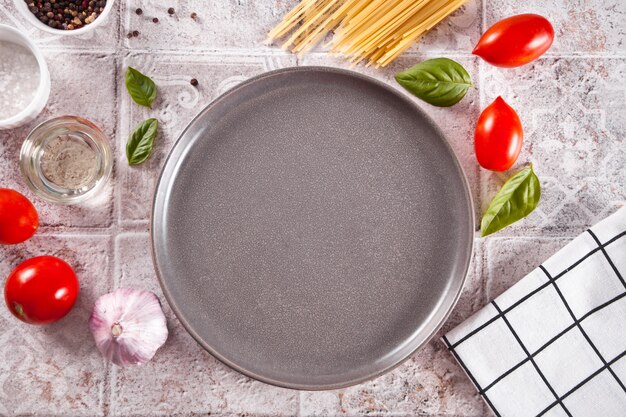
[127,118,158,165]
[125,67,157,108]
[394,58,473,107]
[481,165,541,237]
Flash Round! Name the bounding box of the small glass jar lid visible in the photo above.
[20,116,112,204]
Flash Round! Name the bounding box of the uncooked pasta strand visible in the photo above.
[378,0,466,66]
[343,0,429,57]
[332,1,402,52]
[282,0,336,49]
[266,0,317,41]
[268,0,468,67]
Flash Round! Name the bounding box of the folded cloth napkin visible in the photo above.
[444,206,626,417]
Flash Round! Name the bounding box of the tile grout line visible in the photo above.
[104,49,120,417]
[476,1,486,375]
[476,8,493,413]
[35,225,586,238]
[479,240,490,417]
[477,6,487,415]
[27,44,626,60]
[104,41,127,417]
[297,390,302,417]
[476,0,486,239]
[97,7,125,405]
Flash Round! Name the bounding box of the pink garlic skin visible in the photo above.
[89,288,168,366]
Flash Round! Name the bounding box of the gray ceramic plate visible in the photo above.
[151,67,474,390]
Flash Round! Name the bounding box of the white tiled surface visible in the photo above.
[0,0,624,415]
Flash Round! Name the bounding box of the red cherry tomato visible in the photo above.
[475,97,523,171]
[4,256,79,324]
[473,14,554,68]
[0,188,38,245]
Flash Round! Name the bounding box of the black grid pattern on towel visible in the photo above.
[443,229,626,417]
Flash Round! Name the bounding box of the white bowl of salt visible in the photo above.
[0,24,50,130]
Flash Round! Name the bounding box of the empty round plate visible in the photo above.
[151,67,474,390]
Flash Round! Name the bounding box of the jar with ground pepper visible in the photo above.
[20,116,112,204]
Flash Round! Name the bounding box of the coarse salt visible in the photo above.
[0,41,40,120]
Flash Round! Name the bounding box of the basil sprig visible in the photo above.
[481,165,541,237]
[395,58,472,107]
[127,118,158,165]
[125,67,157,108]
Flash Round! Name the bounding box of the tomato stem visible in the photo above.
[13,302,27,321]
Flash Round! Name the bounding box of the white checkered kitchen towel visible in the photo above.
[443,206,626,417]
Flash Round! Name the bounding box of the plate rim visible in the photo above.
[150,66,475,390]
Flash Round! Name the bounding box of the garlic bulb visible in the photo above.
[89,288,168,366]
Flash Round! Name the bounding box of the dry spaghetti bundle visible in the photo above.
[267,0,468,67]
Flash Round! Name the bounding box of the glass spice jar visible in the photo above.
[20,116,112,204]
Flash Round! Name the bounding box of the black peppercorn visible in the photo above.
[132,30,139,37]
[127,32,133,38]
[191,12,197,19]
[135,8,142,15]
[152,17,159,23]
[190,78,198,86]
[167,7,174,14]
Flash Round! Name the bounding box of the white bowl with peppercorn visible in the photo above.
[13,0,114,36]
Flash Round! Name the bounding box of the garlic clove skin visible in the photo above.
[89,288,168,367]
